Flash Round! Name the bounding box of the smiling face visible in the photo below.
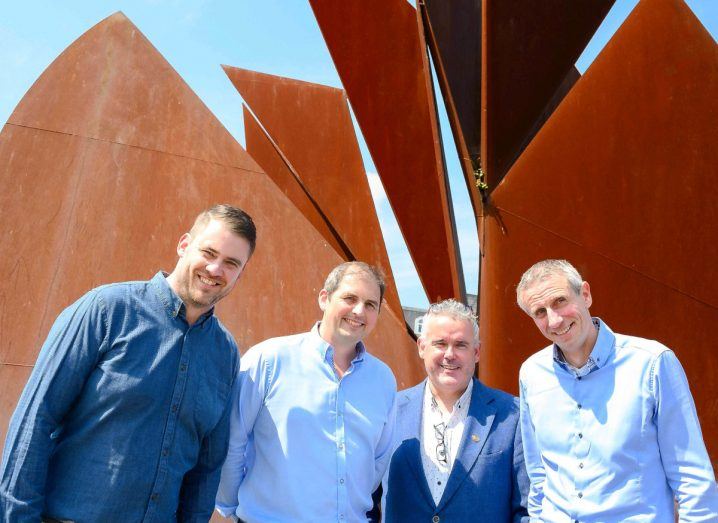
[519,273,597,366]
[318,271,381,352]
[418,314,480,407]
[167,218,252,324]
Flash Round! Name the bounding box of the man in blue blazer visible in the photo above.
[383,300,528,522]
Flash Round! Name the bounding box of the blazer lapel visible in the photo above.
[396,382,435,509]
[436,379,496,511]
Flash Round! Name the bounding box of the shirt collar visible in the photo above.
[423,378,473,419]
[150,271,214,324]
[310,322,367,364]
[553,317,614,375]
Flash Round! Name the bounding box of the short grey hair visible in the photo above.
[422,299,479,341]
[516,259,583,310]
[323,261,386,304]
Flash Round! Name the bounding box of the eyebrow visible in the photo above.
[204,246,244,268]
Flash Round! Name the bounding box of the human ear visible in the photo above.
[176,233,192,257]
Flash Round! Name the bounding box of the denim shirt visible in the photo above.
[519,318,718,522]
[0,272,239,522]
[215,324,397,522]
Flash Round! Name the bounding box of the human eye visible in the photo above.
[533,308,546,319]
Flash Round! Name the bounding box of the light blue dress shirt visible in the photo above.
[519,318,718,522]
[0,272,239,522]
[216,324,397,522]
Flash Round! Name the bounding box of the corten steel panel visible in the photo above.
[480,0,718,463]
[421,0,484,220]
[309,0,465,303]
[481,0,614,189]
[242,105,350,261]
[0,366,31,450]
[225,67,402,314]
[0,13,424,442]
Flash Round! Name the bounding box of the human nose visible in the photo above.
[205,261,222,276]
[546,308,562,328]
[444,344,456,359]
[351,302,365,315]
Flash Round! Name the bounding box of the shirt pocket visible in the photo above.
[193,374,231,436]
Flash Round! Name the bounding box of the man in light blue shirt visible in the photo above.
[516,259,718,522]
[215,261,397,522]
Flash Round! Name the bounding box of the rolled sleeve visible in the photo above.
[215,348,267,518]
[0,291,107,521]
[519,377,545,519]
[653,350,718,520]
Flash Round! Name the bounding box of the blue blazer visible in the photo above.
[383,378,529,522]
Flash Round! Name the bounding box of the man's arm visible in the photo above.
[511,398,531,523]
[372,381,398,490]
[653,350,718,521]
[519,378,545,520]
[0,291,107,521]
[214,347,268,518]
[177,351,239,522]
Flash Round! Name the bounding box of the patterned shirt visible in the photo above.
[420,380,473,505]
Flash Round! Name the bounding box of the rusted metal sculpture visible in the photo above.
[0,12,423,445]
[478,0,718,463]
[223,67,403,315]
[421,0,614,215]
[309,0,465,304]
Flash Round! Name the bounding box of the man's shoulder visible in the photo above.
[519,344,554,376]
[397,381,425,407]
[92,278,152,302]
[242,331,312,362]
[614,331,671,360]
[361,351,397,385]
[475,381,519,413]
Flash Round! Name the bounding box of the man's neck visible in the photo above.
[318,324,357,372]
[428,383,467,415]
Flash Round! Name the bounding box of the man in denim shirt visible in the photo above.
[517,259,718,522]
[0,204,256,522]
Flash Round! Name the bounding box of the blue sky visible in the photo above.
[1,1,716,308]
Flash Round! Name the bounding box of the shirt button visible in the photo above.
[150,493,159,501]
[578,433,583,439]
[171,404,178,413]
[338,443,344,450]
[339,515,344,520]
[339,478,344,484]
[578,492,583,498]
[577,403,582,409]
[432,516,440,523]
[579,462,584,469]
[180,363,187,372]
[577,376,582,380]
[162,448,169,456]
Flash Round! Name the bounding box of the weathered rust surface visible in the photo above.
[225,67,402,314]
[242,105,350,261]
[309,0,465,303]
[0,12,424,447]
[481,0,614,189]
[479,0,718,463]
[421,0,483,219]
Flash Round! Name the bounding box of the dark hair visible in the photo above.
[323,261,386,304]
[190,204,257,255]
